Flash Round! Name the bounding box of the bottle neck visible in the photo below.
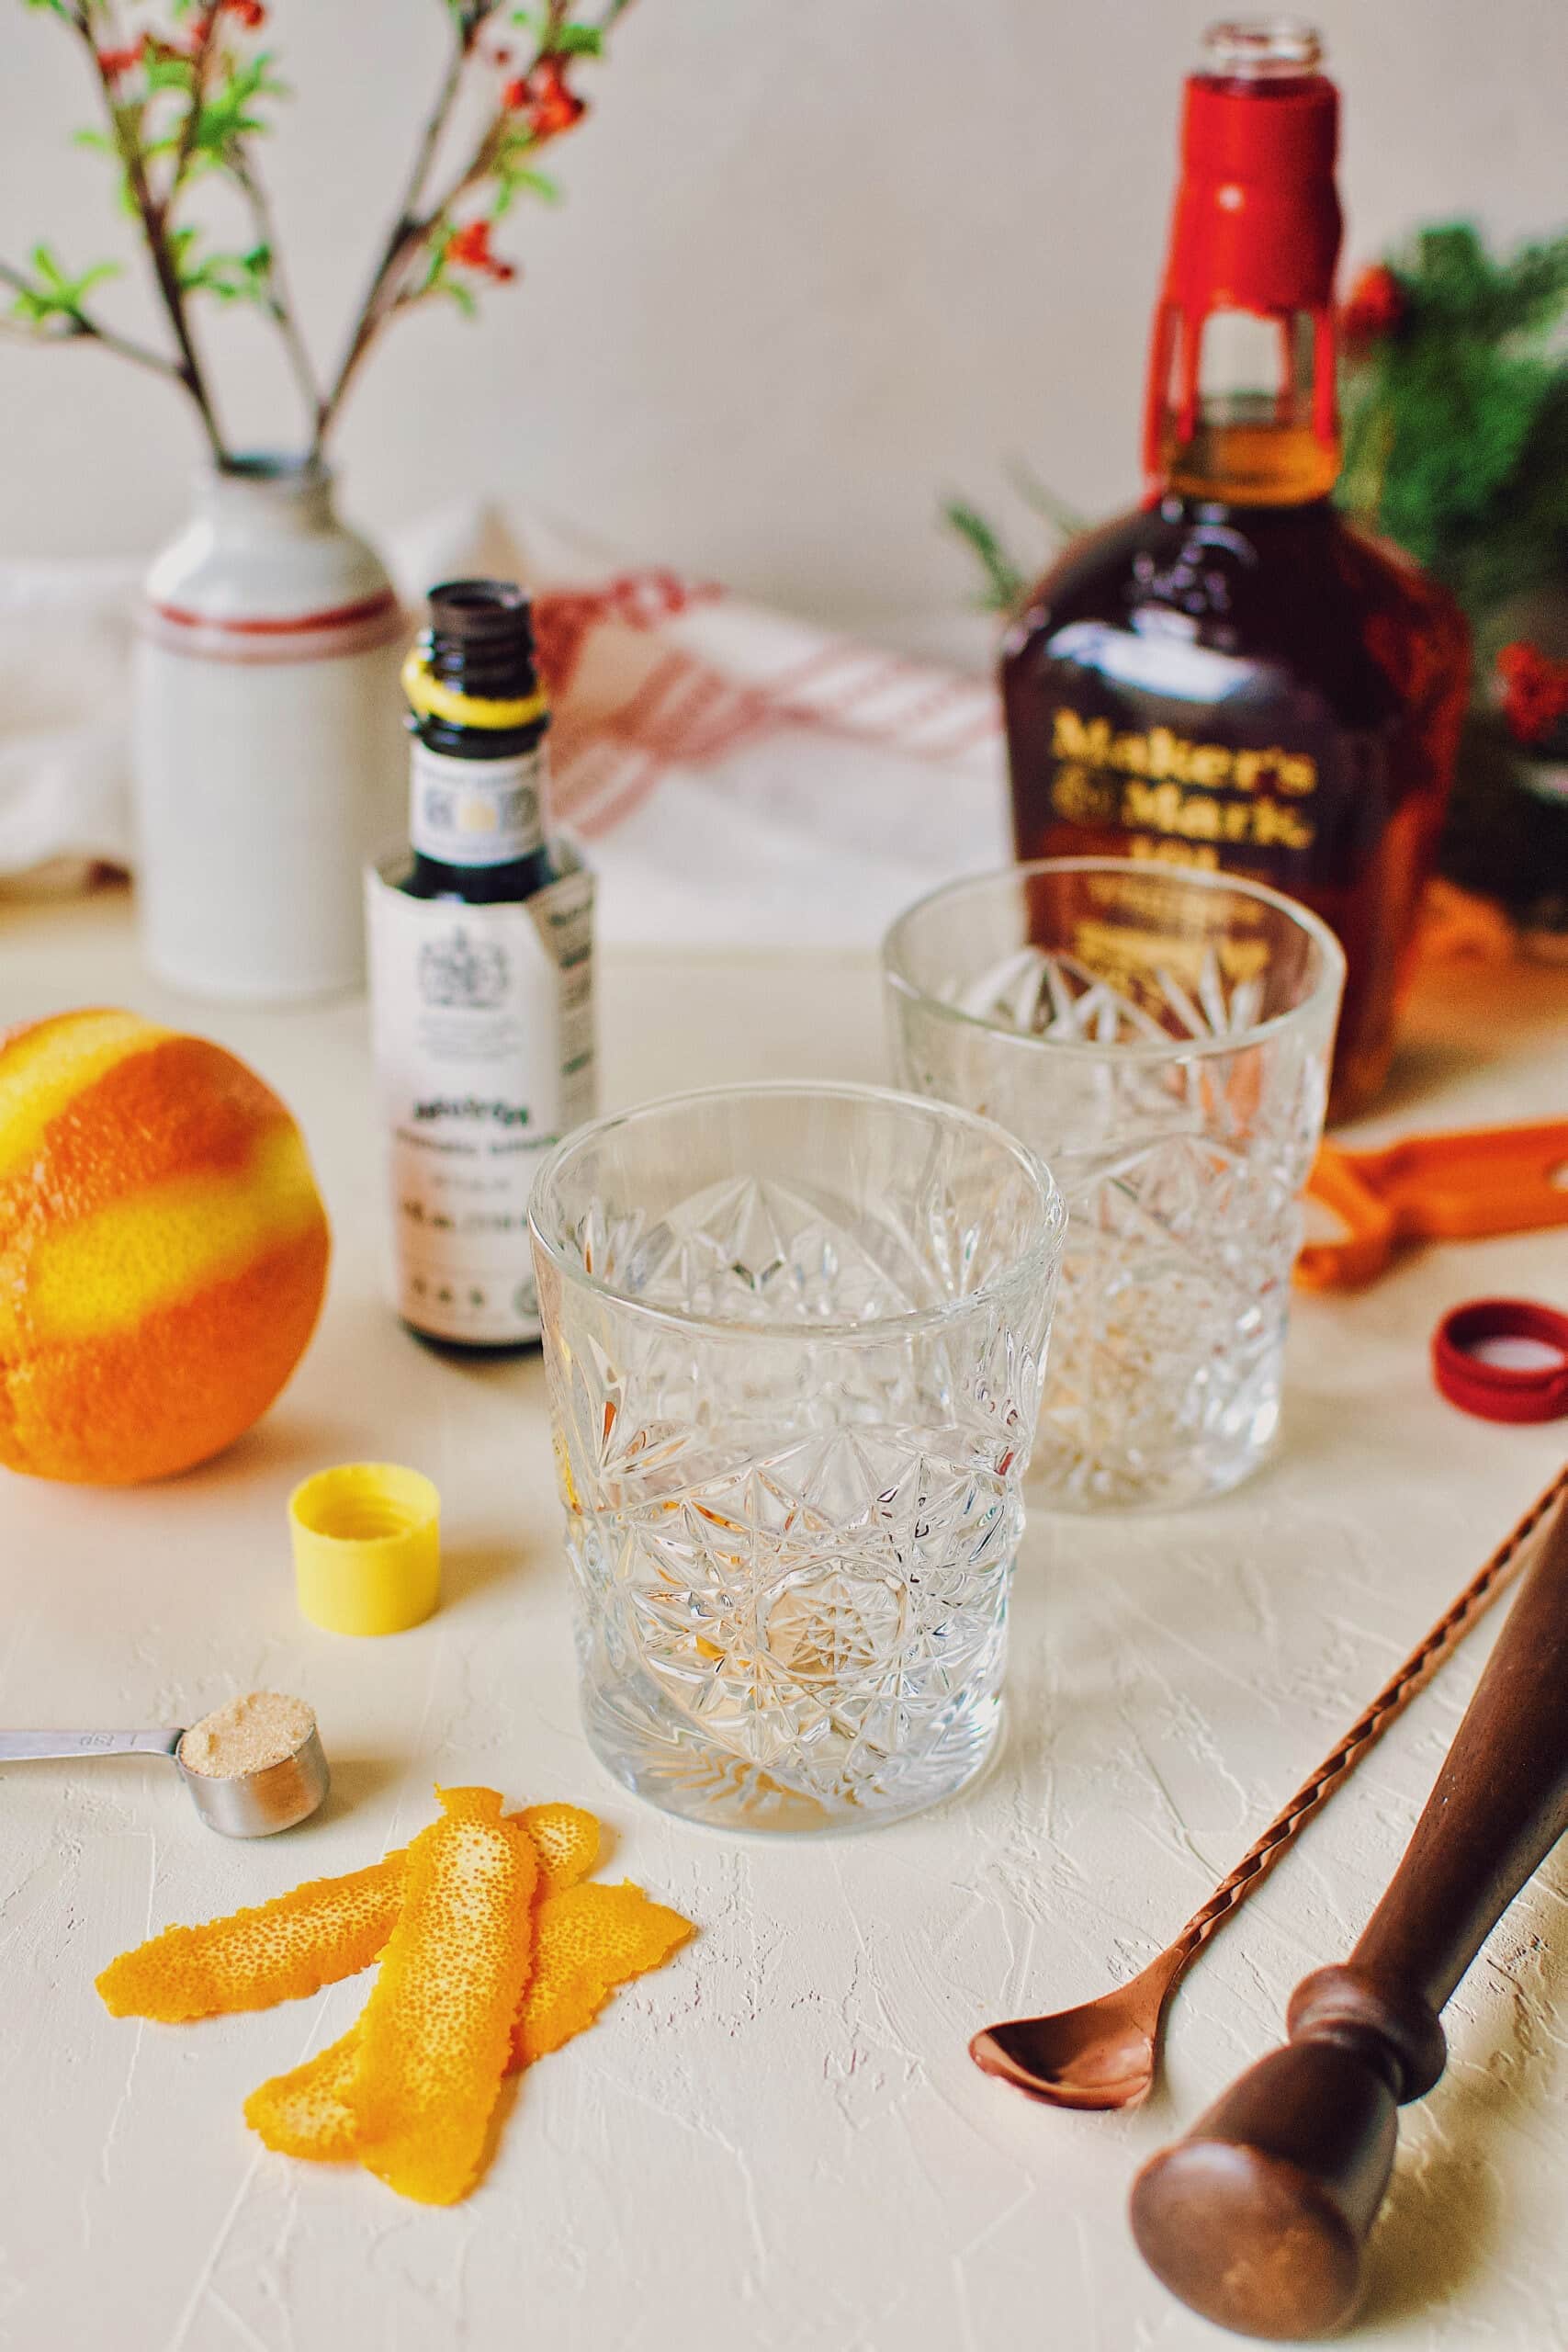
[407,720,549,886]
[402,576,552,896]
[1149,300,1340,505]
[197,454,338,543]
[1144,50,1343,509]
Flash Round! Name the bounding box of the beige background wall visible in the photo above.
[1,0,1563,638]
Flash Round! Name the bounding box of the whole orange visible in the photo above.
[0,1008,331,1484]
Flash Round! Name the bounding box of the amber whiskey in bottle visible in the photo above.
[1001,21,1469,1119]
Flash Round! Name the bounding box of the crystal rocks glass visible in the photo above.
[884,860,1345,1512]
[529,1082,1065,1832]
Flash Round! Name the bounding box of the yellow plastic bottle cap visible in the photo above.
[288,1463,441,1636]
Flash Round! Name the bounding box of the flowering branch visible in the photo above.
[312,0,620,449]
[229,150,323,433]
[65,0,230,453]
[312,1,499,447]
[7,0,629,462]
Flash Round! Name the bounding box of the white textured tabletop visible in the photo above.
[2,891,1567,2352]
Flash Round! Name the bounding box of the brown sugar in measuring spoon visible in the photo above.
[0,1690,330,1837]
[970,1464,1568,2110]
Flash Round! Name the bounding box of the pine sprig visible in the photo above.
[1339,223,1568,634]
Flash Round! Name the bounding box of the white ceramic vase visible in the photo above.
[132,457,407,1001]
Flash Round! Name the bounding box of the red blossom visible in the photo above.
[1341,263,1404,354]
[225,0,267,26]
[446,218,516,282]
[96,41,144,79]
[1496,640,1568,748]
[504,56,587,139]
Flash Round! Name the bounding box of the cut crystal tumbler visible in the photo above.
[884,861,1344,1511]
[530,1083,1065,1830]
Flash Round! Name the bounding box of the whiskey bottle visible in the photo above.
[1001,19,1469,1119]
[367,578,596,1351]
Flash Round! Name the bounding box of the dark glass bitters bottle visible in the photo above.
[403,578,555,904]
[370,578,596,1356]
[1001,21,1469,1121]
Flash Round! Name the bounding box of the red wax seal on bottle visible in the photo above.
[1432,1298,1568,1424]
[1144,20,1341,476]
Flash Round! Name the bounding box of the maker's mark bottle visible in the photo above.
[1002,19,1469,1119]
[367,579,596,1352]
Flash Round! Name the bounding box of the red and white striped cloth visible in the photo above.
[0,501,1010,948]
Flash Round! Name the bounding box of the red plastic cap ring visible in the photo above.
[1432,1298,1568,1424]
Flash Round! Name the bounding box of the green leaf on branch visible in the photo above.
[144,51,198,96]
[167,225,273,306]
[549,25,604,54]
[492,162,560,214]
[8,243,121,326]
[192,53,289,159]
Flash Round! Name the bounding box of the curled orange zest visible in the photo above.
[243,1877,694,2168]
[348,1786,536,2205]
[95,1858,401,2023]
[96,1802,598,2023]
[514,1880,694,2066]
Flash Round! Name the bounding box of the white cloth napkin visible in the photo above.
[0,501,1009,949]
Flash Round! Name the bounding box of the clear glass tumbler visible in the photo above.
[884,860,1345,1511]
[529,1082,1065,1831]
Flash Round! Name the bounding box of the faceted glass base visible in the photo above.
[581,1678,1006,1834]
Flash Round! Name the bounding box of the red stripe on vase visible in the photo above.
[150,588,401,636]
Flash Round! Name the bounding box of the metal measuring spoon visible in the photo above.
[0,1713,330,1837]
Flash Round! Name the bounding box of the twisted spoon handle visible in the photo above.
[1168,1462,1568,1973]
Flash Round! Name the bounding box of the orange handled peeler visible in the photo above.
[1298,1119,1568,1290]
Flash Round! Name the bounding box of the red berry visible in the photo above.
[1341,263,1404,353]
[1497,641,1568,748]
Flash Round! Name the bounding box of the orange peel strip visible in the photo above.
[514,1880,694,2066]
[347,1785,536,2205]
[96,1802,598,2024]
[96,1858,403,2023]
[243,2025,362,2163]
[243,1878,694,2166]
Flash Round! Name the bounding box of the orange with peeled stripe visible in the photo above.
[0,1008,330,1484]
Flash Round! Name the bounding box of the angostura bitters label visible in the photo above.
[367,848,595,1345]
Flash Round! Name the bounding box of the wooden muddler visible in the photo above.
[1130,1487,1568,2341]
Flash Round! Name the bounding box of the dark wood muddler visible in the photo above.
[1130,1486,1568,2342]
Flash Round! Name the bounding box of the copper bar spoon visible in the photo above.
[1131,1481,1568,2339]
[970,1464,1568,2110]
